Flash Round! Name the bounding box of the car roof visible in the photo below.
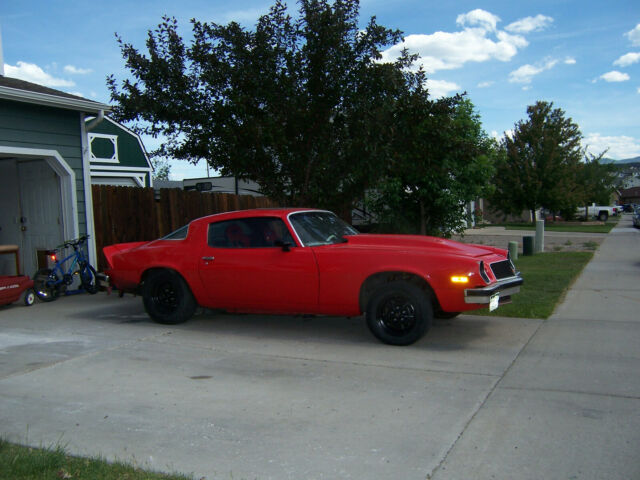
[191,208,325,225]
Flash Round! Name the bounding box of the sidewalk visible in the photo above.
[433,215,640,479]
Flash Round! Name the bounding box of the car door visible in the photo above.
[198,216,319,312]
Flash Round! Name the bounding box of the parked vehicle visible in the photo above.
[104,209,523,346]
[633,208,640,228]
[0,275,35,307]
[575,204,618,221]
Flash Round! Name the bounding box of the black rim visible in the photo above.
[376,294,417,334]
[152,281,179,313]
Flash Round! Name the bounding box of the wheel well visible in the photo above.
[139,268,191,293]
[359,272,438,312]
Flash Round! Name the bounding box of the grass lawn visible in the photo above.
[482,215,620,234]
[0,440,192,480]
[467,251,594,319]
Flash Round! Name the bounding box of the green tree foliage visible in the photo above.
[151,157,171,181]
[367,94,497,235]
[108,0,411,212]
[491,101,585,221]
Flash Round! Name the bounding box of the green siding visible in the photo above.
[88,117,152,186]
[0,99,87,236]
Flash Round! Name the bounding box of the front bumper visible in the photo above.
[464,276,524,304]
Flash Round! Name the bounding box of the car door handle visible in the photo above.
[202,256,214,261]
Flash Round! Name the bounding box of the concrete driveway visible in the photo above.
[1,217,639,480]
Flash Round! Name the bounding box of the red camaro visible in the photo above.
[104,208,522,345]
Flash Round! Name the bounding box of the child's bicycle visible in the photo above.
[33,235,98,302]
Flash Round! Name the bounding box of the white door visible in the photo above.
[17,160,64,276]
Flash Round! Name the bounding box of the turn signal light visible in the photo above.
[49,254,57,262]
[451,276,469,284]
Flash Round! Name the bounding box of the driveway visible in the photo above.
[0,217,638,479]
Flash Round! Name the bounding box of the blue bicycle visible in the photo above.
[33,235,98,302]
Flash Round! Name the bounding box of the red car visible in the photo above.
[104,209,522,345]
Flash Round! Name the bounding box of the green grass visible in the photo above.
[0,440,193,480]
[479,215,619,234]
[468,251,594,319]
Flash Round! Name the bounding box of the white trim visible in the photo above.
[0,145,79,242]
[80,115,97,266]
[0,85,109,113]
[91,172,147,187]
[88,132,119,163]
[90,165,152,173]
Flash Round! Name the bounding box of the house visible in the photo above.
[87,115,153,188]
[0,75,110,276]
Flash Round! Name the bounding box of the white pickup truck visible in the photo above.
[576,204,620,221]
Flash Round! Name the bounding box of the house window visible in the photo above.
[89,133,119,163]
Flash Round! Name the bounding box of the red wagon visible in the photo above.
[0,245,35,307]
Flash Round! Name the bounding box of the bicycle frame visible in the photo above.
[46,241,91,295]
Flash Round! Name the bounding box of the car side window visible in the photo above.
[208,217,295,248]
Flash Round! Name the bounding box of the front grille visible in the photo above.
[491,259,516,280]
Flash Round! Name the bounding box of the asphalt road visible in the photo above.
[0,216,638,480]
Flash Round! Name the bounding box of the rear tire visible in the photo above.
[143,270,197,324]
[598,211,608,222]
[80,264,98,294]
[366,281,432,346]
[33,268,61,302]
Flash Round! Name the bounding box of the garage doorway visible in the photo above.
[0,147,78,277]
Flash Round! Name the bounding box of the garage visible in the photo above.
[0,75,109,276]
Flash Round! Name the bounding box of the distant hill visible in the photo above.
[601,156,640,165]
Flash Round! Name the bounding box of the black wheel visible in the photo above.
[79,264,98,294]
[33,268,61,302]
[435,311,460,320]
[142,270,197,324]
[366,281,432,346]
[23,289,36,306]
[598,211,608,222]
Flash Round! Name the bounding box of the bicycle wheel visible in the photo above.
[33,268,61,302]
[79,264,98,294]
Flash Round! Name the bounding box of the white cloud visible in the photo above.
[625,23,640,46]
[564,57,576,65]
[64,65,93,75]
[509,58,558,84]
[613,52,640,67]
[505,14,553,34]
[600,70,630,82]
[584,133,640,159]
[477,81,494,88]
[425,78,460,98]
[4,61,75,88]
[456,9,500,32]
[381,9,534,74]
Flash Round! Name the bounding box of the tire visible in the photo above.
[598,211,608,222]
[79,264,98,294]
[23,289,36,306]
[366,281,432,346]
[142,270,197,324]
[33,268,61,302]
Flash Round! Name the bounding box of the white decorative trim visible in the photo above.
[80,115,97,266]
[88,132,119,163]
[0,85,110,113]
[0,145,79,242]
[91,172,147,187]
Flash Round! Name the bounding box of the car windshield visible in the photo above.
[289,211,359,246]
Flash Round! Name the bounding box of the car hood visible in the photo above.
[344,234,501,258]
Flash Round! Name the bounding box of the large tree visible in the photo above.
[490,101,584,221]
[367,92,497,235]
[108,0,412,212]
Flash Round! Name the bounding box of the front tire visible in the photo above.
[366,281,432,346]
[33,268,61,302]
[142,270,197,325]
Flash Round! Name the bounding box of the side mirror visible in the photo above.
[275,240,292,252]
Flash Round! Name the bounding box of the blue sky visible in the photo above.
[1,0,639,180]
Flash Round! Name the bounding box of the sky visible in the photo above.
[1,0,639,180]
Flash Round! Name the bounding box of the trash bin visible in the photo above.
[523,236,534,256]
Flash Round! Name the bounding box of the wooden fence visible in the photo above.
[91,185,278,271]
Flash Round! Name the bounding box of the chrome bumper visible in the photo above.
[464,276,524,304]
[96,272,110,289]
